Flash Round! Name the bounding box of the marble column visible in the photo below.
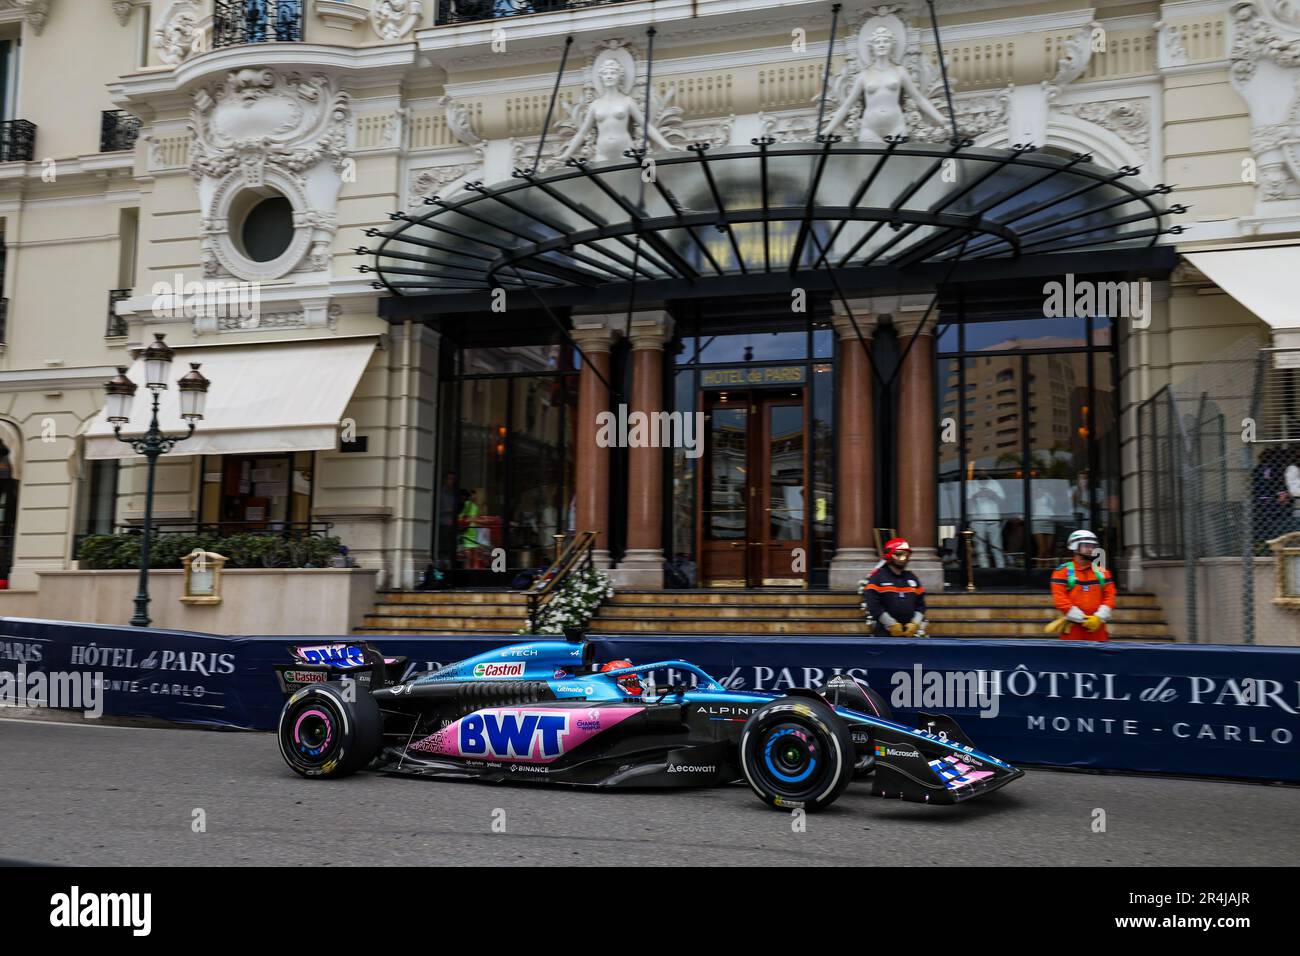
[828,306,878,590]
[893,311,943,592]
[614,312,674,589]
[571,320,618,570]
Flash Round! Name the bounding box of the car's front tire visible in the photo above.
[740,697,856,812]
[277,681,381,779]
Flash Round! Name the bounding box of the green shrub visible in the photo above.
[76,532,344,570]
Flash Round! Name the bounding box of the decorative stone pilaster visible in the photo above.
[828,302,879,590]
[893,308,943,593]
[571,318,621,571]
[613,311,673,590]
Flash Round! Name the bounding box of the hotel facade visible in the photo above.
[0,0,1296,642]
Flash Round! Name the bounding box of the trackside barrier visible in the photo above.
[1,617,1296,782]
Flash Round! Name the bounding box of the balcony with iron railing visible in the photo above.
[107,289,130,338]
[0,120,35,163]
[100,111,141,153]
[212,0,304,49]
[435,0,637,25]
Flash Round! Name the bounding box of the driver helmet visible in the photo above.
[1067,529,1100,556]
[882,537,911,564]
[600,659,643,696]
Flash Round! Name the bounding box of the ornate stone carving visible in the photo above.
[553,39,685,164]
[439,95,483,147]
[153,0,201,66]
[1061,98,1151,153]
[8,0,51,35]
[759,111,819,143]
[679,115,734,149]
[188,69,352,280]
[1230,2,1300,204]
[1043,21,1101,102]
[408,163,476,204]
[1155,20,1189,68]
[1230,1,1300,82]
[217,302,342,332]
[110,0,132,25]
[909,90,1008,143]
[372,0,421,40]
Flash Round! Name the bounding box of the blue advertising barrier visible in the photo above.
[2,617,1298,782]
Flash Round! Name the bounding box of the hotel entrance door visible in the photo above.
[700,388,808,587]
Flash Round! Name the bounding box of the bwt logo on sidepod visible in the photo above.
[459,709,569,760]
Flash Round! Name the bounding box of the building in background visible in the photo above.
[0,0,1293,643]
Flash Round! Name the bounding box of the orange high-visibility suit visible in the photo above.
[1050,559,1116,641]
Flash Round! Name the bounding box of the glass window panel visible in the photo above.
[698,330,807,364]
[508,376,573,570]
[937,358,963,568]
[1026,353,1088,570]
[453,378,509,570]
[936,322,959,354]
[705,406,748,540]
[813,322,833,358]
[811,362,834,572]
[461,344,568,375]
[1092,350,1121,567]
[963,315,1087,352]
[963,355,1024,571]
[670,370,698,585]
[768,404,804,540]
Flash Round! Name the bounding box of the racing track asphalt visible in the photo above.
[1,717,1296,866]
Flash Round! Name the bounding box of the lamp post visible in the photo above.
[105,334,211,627]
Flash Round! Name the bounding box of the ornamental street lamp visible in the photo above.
[105,334,211,627]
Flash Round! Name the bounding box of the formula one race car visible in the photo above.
[274,636,1022,812]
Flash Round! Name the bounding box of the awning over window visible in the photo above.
[1184,245,1300,331]
[84,338,378,460]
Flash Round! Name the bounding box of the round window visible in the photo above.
[240,195,295,263]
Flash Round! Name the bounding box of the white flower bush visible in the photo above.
[523,566,616,635]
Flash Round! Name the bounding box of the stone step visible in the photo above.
[368,602,530,619]
[376,590,528,605]
[606,590,1161,608]
[598,602,1165,623]
[586,616,1171,638]
[354,625,521,636]
[359,616,527,632]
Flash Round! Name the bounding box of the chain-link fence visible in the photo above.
[1136,336,1300,644]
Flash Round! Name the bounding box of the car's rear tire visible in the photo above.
[278,681,381,779]
[740,697,856,812]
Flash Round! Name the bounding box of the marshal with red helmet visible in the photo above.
[862,538,928,637]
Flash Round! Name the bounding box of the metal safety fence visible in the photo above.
[1137,337,1300,644]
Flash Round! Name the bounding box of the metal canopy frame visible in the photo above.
[363,138,1184,309]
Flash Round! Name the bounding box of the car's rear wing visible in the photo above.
[274,641,407,698]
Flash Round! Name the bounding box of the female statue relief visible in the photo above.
[557,47,676,164]
[822,18,948,143]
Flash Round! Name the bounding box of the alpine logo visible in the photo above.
[459,709,569,759]
[472,662,525,679]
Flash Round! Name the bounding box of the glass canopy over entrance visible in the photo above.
[365,140,1183,298]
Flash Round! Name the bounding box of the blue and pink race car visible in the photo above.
[274,634,1022,812]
